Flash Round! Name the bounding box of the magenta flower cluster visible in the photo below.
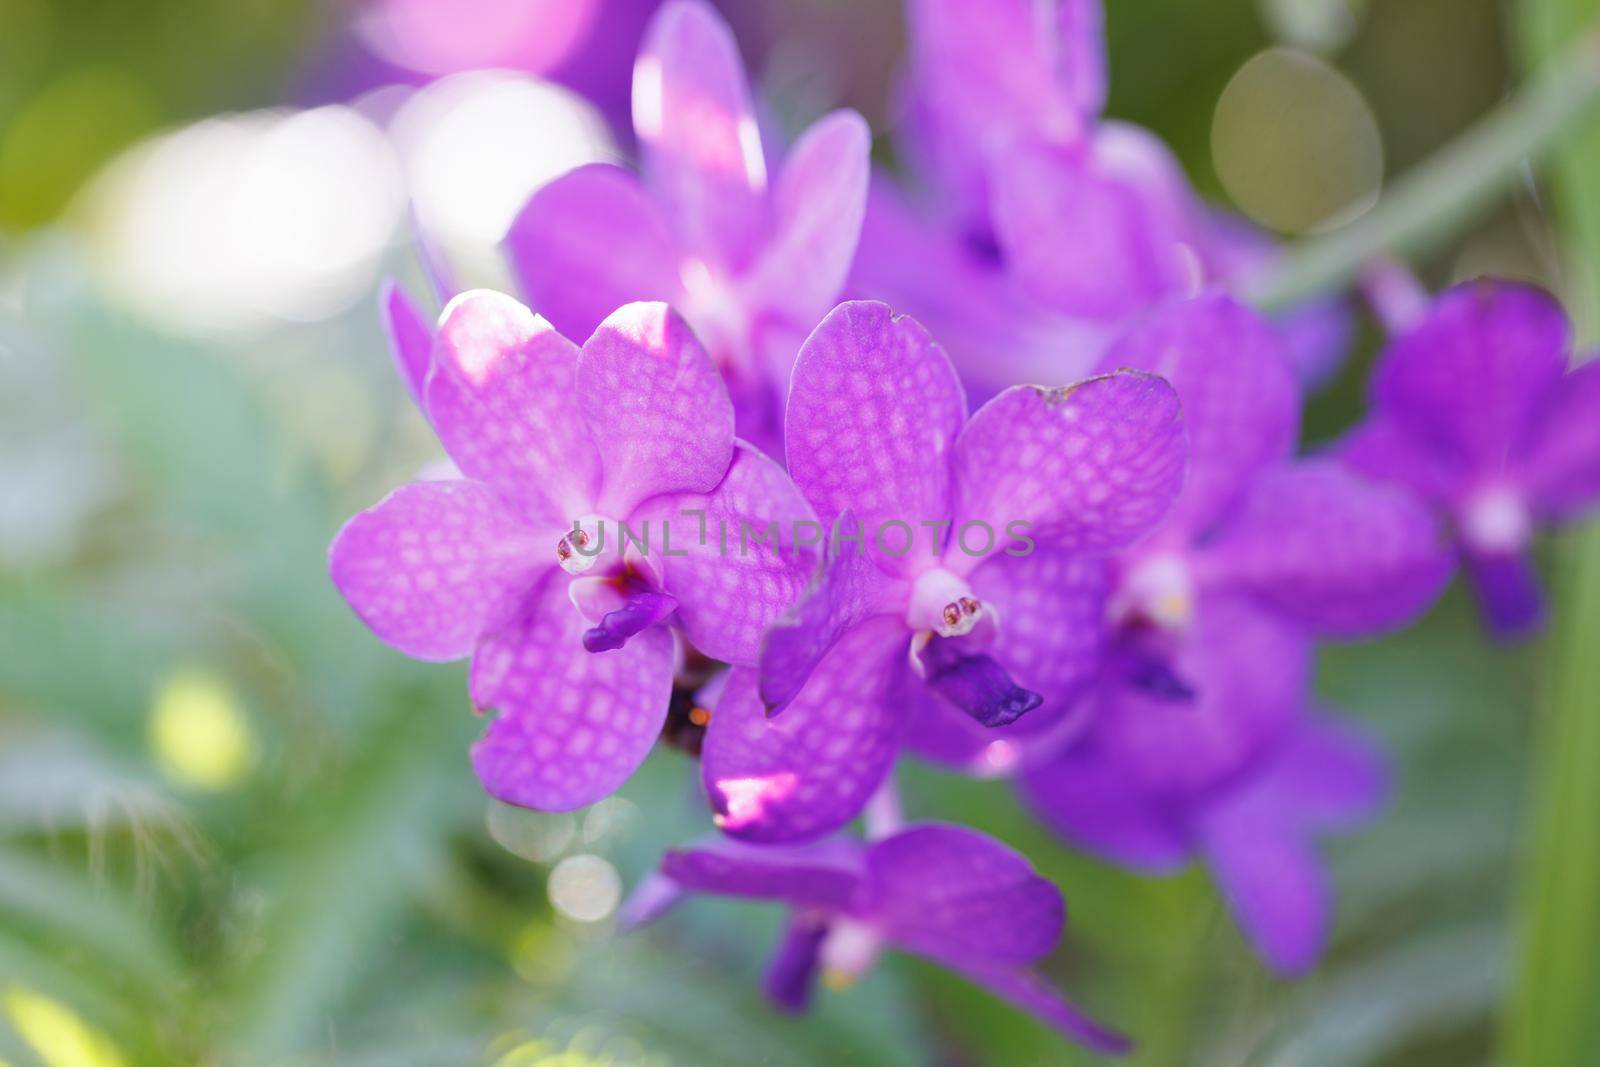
[329,0,1600,1053]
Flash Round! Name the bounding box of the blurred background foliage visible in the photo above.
[1,0,1597,1065]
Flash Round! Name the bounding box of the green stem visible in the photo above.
[1505,529,1600,1066]
[1503,6,1600,1065]
[1247,28,1600,311]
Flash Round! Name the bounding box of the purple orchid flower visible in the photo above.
[638,823,1130,1055]
[697,300,1187,843]
[853,0,1350,401]
[1022,661,1389,976]
[989,293,1444,974]
[897,0,1205,320]
[1341,279,1600,638]
[904,292,1451,777]
[330,290,814,810]
[506,0,871,453]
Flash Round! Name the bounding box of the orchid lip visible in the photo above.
[918,635,1043,728]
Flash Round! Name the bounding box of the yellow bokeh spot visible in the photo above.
[2,986,129,1067]
[148,668,255,791]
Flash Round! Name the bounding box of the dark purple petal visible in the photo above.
[1338,414,1468,503]
[1196,789,1330,977]
[703,622,909,844]
[579,302,736,515]
[746,109,872,323]
[582,589,678,653]
[1464,548,1546,640]
[1259,714,1389,833]
[937,962,1132,1056]
[991,141,1184,318]
[646,443,819,666]
[634,0,766,266]
[971,550,1109,707]
[659,837,864,912]
[764,916,829,1013]
[785,301,967,574]
[948,372,1186,563]
[1100,292,1300,541]
[865,824,1062,966]
[504,163,680,343]
[757,531,904,710]
[1516,359,1600,520]
[469,580,674,811]
[1019,737,1191,871]
[1098,596,1309,797]
[329,480,546,661]
[848,179,1109,398]
[379,278,432,409]
[918,638,1042,727]
[1373,279,1570,469]
[426,290,600,525]
[1196,460,1453,638]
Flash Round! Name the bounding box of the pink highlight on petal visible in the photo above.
[436,289,542,386]
[712,773,800,830]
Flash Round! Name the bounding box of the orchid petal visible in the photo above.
[380,278,432,409]
[1100,292,1300,540]
[1198,460,1453,638]
[469,580,674,811]
[425,290,600,524]
[785,301,967,575]
[505,163,680,344]
[948,372,1185,564]
[579,302,735,516]
[703,622,909,844]
[646,442,819,665]
[866,824,1061,967]
[1373,279,1570,469]
[329,480,546,661]
[634,0,766,266]
[746,110,872,323]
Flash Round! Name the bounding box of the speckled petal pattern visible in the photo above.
[329,479,547,662]
[578,302,735,518]
[648,443,818,665]
[469,578,675,811]
[426,290,600,525]
[786,301,968,574]
[948,372,1185,564]
[704,619,908,843]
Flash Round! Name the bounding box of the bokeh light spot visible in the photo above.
[2,985,129,1067]
[547,853,621,923]
[388,72,616,282]
[148,668,255,791]
[487,801,576,862]
[1212,47,1383,235]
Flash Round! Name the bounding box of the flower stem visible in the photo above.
[1248,26,1600,311]
[1502,4,1600,1064]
